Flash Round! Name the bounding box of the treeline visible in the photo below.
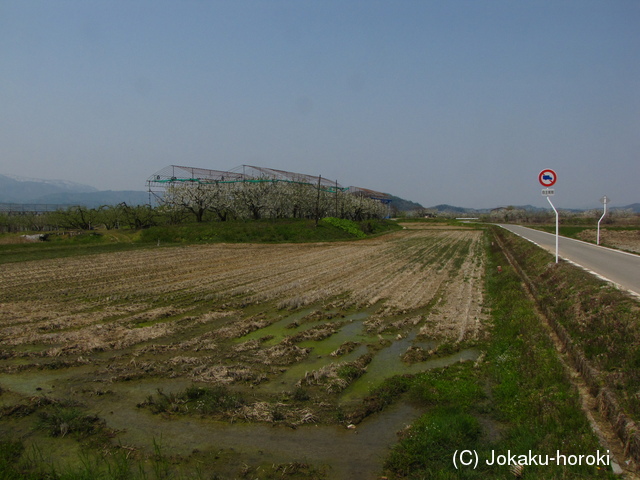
[0,204,156,233]
[480,206,638,225]
[0,181,389,233]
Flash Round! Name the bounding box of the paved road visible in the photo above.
[498,224,640,298]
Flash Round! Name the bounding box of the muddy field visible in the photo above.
[0,226,487,478]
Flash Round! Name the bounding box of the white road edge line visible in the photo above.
[499,226,640,301]
[509,225,640,258]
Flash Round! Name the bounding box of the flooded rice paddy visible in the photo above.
[0,226,486,478]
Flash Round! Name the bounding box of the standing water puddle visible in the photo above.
[236,308,341,346]
[258,312,371,393]
[0,306,480,479]
[257,311,481,402]
[0,370,422,480]
[341,345,481,403]
[98,388,422,480]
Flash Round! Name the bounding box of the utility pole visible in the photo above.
[315,175,322,226]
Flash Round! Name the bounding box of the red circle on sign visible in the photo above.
[539,169,557,187]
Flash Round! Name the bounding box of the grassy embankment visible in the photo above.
[378,227,623,479]
[0,218,400,265]
[493,227,640,421]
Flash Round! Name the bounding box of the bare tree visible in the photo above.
[119,203,157,229]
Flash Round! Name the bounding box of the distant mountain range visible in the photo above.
[0,174,96,202]
[424,203,640,214]
[0,174,149,207]
[426,204,533,214]
[387,195,424,212]
[1,173,638,213]
[391,200,640,215]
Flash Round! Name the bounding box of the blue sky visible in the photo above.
[1,1,638,208]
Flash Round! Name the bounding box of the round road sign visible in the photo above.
[539,169,557,187]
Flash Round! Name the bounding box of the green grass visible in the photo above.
[37,406,105,438]
[139,218,399,244]
[0,232,147,264]
[0,218,401,264]
[387,407,483,478]
[0,437,206,480]
[139,385,245,416]
[407,366,485,410]
[382,230,617,479]
[493,227,640,420]
[0,441,27,480]
[320,217,366,238]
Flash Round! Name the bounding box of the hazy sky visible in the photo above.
[1,1,638,209]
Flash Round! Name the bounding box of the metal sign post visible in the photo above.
[546,194,559,264]
[539,169,559,263]
[597,196,609,245]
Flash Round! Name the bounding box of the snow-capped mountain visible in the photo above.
[2,174,98,194]
[0,173,151,206]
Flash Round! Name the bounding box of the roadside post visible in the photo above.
[539,169,558,263]
[597,196,609,245]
